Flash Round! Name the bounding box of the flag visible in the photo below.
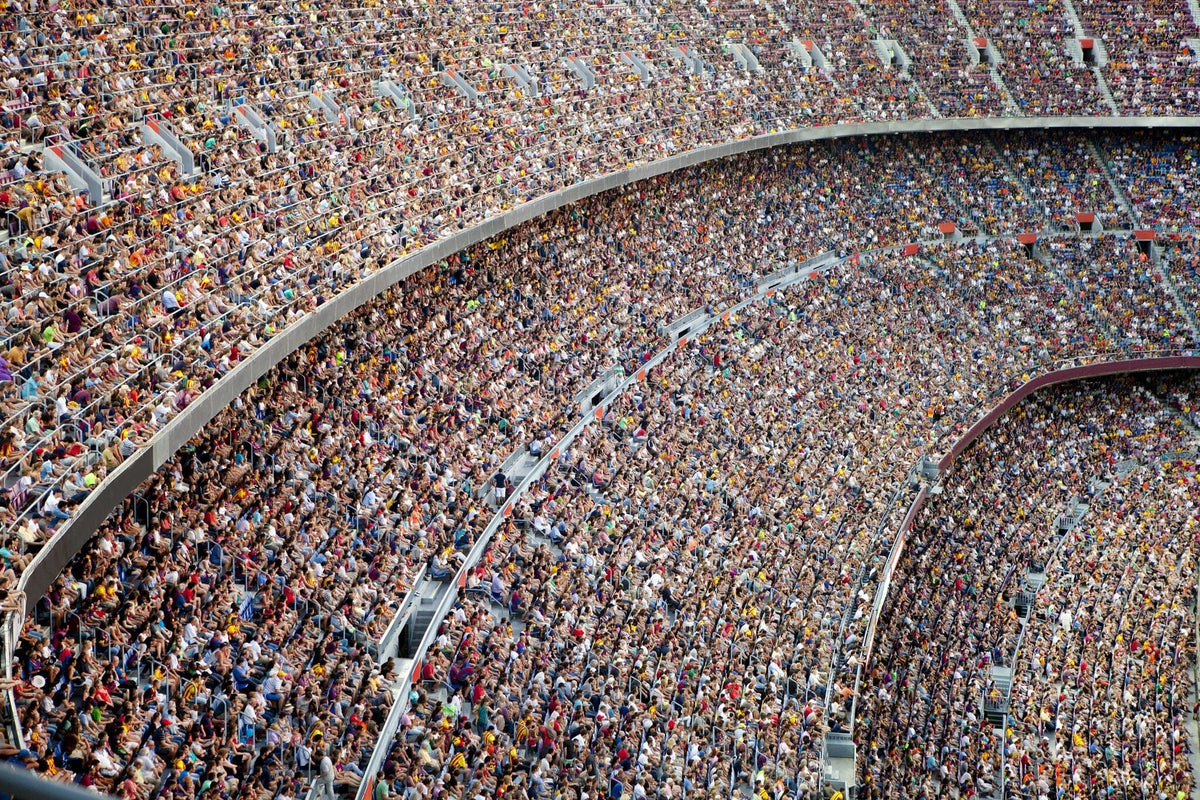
[239,592,256,621]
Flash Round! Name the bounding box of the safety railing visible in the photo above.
[375,564,428,661]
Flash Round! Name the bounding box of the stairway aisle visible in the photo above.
[1092,68,1119,115]
[1084,137,1138,225]
[942,0,1021,115]
[1152,245,1200,344]
[987,135,1053,226]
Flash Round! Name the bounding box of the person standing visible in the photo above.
[317,746,335,800]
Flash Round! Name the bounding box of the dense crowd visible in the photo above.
[1044,235,1194,350]
[0,0,1196,566]
[0,113,1196,800]
[3,126,1197,562]
[962,0,1111,117]
[858,0,1007,117]
[358,249,1199,800]
[1162,239,1200,323]
[1099,132,1200,232]
[10,232,1189,800]
[857,376,1198,799]
[0,9,1197,795]
[1077,0,1200,115]
[4,155,811,799]
[1001,131,1133,231]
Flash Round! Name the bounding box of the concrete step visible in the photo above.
[1092,67,1120,116]
[1085,137,1138,223]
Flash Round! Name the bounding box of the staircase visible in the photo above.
[1059,0,1120,114]
[1084,137,1138,225]
[985,478,1115,748]
[910,78,941,118]
[943,0,1022,115]
[1187,713,1200,800]
[403,590,447,656]
[506,450,542,488]
[982,666,1011,726]
[1060,0,1086,33]
[989,69,1021,116]
[943,0,973,31]
[987,136,1052,226]
[1150,245,1200,343]
[1189,0,1200,29]
[835,0,902,118]
[1092,69,1120,115]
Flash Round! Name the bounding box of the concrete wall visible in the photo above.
[937,356,1200,470]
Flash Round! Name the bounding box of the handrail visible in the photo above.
[822,458,920,725]
[375,564,427,661]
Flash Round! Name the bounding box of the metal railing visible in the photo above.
[348,235,835,800]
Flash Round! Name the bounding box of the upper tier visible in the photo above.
[3,0,1199,547]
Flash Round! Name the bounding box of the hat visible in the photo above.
[16,749,36,761]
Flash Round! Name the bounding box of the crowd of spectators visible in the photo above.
[0,0,1195,574]
[910,132,1045,234]
[1043,235,1195,350]
[1001,131,1134,230]
[857,0,1007,117]
[355,241,1199,800]
[0,15,1197,794]
[1161,238,1200,339]
[0,119,1196,798]
[1077,0,1200,115]
[2,126,1196,568]
[1099,131,1200,232]
[1153,370,1200,438]
[857,376,1199,798]
[960,0,1111,117]
[2,200,1195,800]
[3,151,816,798]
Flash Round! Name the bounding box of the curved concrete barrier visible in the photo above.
[937,355,1200,471]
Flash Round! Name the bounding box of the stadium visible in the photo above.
[0,0,1199,799]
